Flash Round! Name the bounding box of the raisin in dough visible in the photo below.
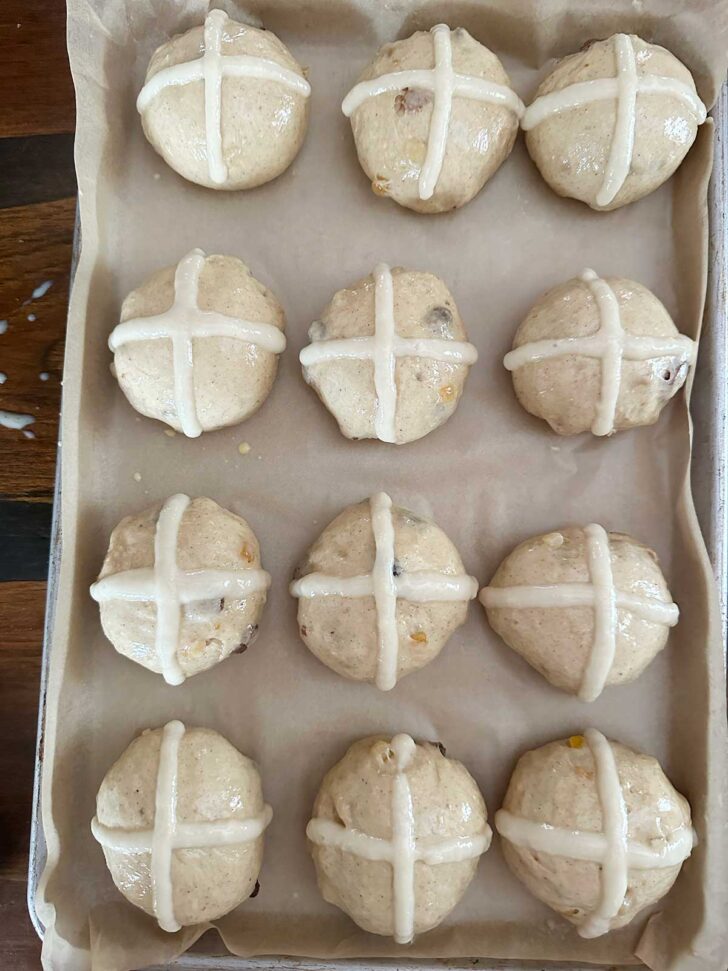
[137,9,310,190]
[291,493,478,689]
[90,495,270,684]
[300,263,478,444]
[110,249,286,437]
[522,34,707,210]
[342,24,523,213]
[307,734,491,942]
[92,721,272,930]
[480,525,678,701]
[504,269,696,437]
[496,731,695,937]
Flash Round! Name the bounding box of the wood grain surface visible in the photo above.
[0,2,75,967]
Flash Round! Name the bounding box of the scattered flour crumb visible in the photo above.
[32,280,53,299]
[23,429,35,439]
[0,373,6,384]
[238,441,251,455]
[0,321,7,335]
[163,428,176,437]
[153,172,161,180]
[0,409,35,430]
[27,313,36,322]
[39,372,49,381]
[257,454,262,460]
[550,445,560,452]
[133,471,142,482]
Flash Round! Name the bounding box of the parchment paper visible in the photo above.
[37,1,728,969]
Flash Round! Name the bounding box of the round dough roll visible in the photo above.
[308,734,491,940]
[138,10,310,190]
[301,265,477,444]
[291,495,477,688]
[496,732,694,936]
[506,272,693,436]
[112,251,286,437]
[92,721,270,928]
[481,526,677,700]
[523,34,706,210]
[345,26,521,213]
[92,496,268,683]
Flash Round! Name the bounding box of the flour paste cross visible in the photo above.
[342,24,525,201]
[495,729,695,938]
[90,494,271,685]
[291,492,478,690]
[300,264,479,443]
[522,33,707,207]
[480,524,679,701]
[109,249,287,438]
[137,9,311,185]
[307,733,492,943]
[92,720,273,932]
[503,268,696,437]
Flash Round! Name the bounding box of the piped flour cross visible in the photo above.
[521,33,707,207]
[92,720,273,932]
[109,249,287,438]
[503,269,696,437]
[342,23,525,201]
[480,524,679,701]
[290,492,478,690]
[90,494,271,685]
[299,264,478,443]
[137,9,311,185]
[307,733,492,944]
[495,729,695,938]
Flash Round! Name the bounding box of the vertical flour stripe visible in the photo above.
[597,35,639,207]
[390,734,418,943]
[171,252,205,437]
[151,720,186,932]
[579,269,625,436]
[579,525,618,702]
[153,495,190,686]
[370,493,400,690]
[372,264,398,443]
[420,25,454,200]
[203,11,228,185]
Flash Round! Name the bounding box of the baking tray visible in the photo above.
[27,17,728,971]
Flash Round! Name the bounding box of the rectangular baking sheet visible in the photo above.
[30,1,728,970]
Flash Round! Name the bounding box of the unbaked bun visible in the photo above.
[291,492,477,689]
[300,263,478,444]
[496,730,695,937]
[110,249,286,437]
[92,720,271,930]
[522,33,707,210]
[342,24,524,213]
[137,9,310,190]
[307,734,491,942]
[91,494,270,684]
[504,268,696,436]
[480,525,678,701]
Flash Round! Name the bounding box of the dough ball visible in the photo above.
[307,734,491,940]
[505,270,694,436]
[480,525,678,700]
[111,250,286,437]
[91,495,269,684]
[92,721,271,929]
[138,10,310,190]
[291,493,477,689]
[344,25,523,213]
[496,731,694,936]
[523,34,706,210]
[301,264,477,444]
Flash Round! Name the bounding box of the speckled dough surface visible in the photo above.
[498,735,693,934]
[482,526,676,697]
[508,273,692,436]
[301,266,475,444]
[113,252,286,435]
[524,34,705,210]
[138,12,310,190]
[309,735,490,939]
[94,497,267,681]
[93,724,268,927]
[292,498,474,687]
[346,26,521,213]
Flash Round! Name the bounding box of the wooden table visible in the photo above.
[0,2,76,966]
